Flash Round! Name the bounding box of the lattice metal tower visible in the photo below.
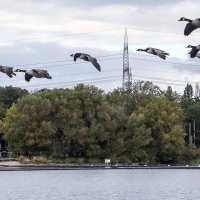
[122,28,132,88]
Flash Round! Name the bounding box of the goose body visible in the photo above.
[70,53,101,71]
[0,66,16,78]
[187,45,200,58]
[179,17,200,36]
[15,69,52,82]
[137,47,169,60]
[195,52,200,59]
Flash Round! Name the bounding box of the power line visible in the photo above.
[0,25,195,44]
[26,76,188,92]
[23,75,122,89]
[127,26,200,37]
[11,53,122,68]
[0,55,199,85]
[0,53,198,91]
[18,73,195,90]
[0,28,124,44]
[129,57,200,67]
[5,51,200,70]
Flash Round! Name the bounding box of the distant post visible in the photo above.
[193,120,196,146]
[189,123,192,144]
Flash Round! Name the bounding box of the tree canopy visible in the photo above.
[0,82,200,164]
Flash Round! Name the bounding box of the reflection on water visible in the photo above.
[0,169,199,200]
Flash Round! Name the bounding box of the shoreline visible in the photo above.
[0,161,200,171]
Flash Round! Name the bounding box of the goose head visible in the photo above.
[70,54,74,57]
[186,45,195,48]
[178,17,192,22]
[178,17,186,21]
[136,49,143,51]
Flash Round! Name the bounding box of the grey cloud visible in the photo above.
[25,0,186,8]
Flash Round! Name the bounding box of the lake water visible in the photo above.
[0,169,199,200]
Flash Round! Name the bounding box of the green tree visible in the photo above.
[0,86,28,107]
[181,83,194,110]
[130,97,186,163]
[125,112,152,163]
[164,86,181,103]
[1,95,56,154]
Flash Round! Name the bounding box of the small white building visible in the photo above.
[105,159,111,167]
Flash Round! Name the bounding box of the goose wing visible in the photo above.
[146,48,157,55]
[157,53,166,60]
[2,66,13,73]
[196,52,200,58]
[25,73,33,82]
[153,48,166,53]
[33,69,52,79]
[6,73,13,78]
[153,49,168,59]
[184,23,197,36]
[189,47,199,58]
[73,53,82,61]
[0,66,15,77]
[91,60,101,71]
[33,69,48,74]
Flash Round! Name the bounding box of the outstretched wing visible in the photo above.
[6,73,13,78]
[184,23,197,36]
[25,73,33,82]
[33,69,48,75]
[158,54,166,60]
[190,48,199,58]
[74,53,82,62]
[34,69,47,73]
[2,66,13,73]
[91,60,101,71]
[32,69,52,79]
[153,48,166,53]
[153,49,168,60]
[146,48,157,56]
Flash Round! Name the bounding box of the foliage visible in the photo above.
[126,97,186,163]
[1,82,200,164]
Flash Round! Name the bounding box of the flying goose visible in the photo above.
[14,69,52,82]
[0,66,16,78]
[187,45,200,58]
[178,17,200,36]
[70,53,101,71]
[136,47,169,60]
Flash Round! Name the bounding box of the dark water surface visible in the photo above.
[0,169,199,200]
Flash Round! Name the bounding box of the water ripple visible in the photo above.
[0,169,199,200]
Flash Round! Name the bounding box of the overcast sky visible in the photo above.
[0,0,200,94]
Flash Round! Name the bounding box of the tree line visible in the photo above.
[0,82,200,164]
